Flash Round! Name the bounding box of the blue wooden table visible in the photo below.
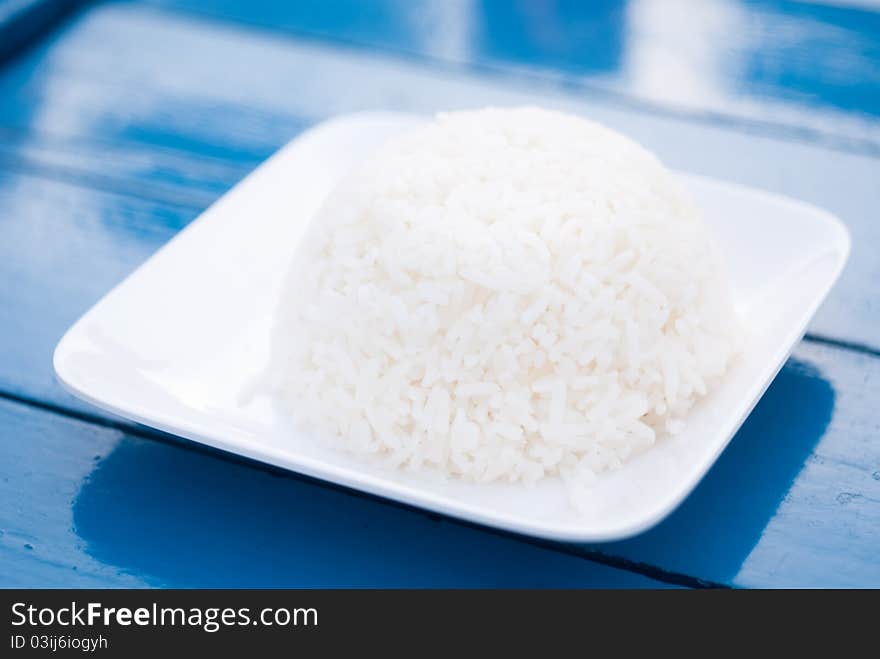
[1,0,878,588]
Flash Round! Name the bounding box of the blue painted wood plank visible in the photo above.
[0,4,877,349]
[0,397,675,588]
[142,0,880,149]
[0,124,263,209]
[0,168,877,587]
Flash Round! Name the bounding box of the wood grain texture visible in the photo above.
[0,168,877,587]
[0,3,877,349]
[143,0,880,150]
[0,397,674,588]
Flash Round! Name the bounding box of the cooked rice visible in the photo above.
[270,107,741,490]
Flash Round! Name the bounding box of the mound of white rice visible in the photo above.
[271,107,740,489]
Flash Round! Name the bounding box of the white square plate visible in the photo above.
[54,112,850,542]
